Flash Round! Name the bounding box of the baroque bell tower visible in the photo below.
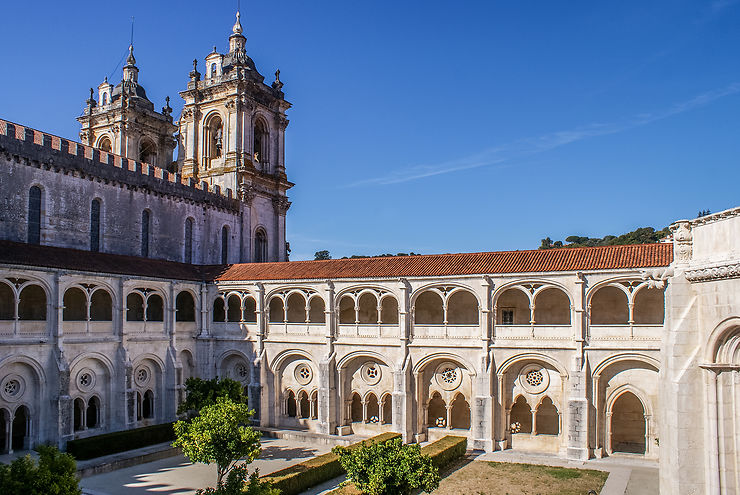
[177,11,292,262]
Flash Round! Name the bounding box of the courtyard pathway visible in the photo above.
[80,437,331,495]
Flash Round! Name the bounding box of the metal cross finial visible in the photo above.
[193,59,198,71]
[275,69,280,82]
[166,96,170,106]
[89,88,94,100]
[130,16,134,47]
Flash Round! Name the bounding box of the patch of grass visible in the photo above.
[434,460,609,495]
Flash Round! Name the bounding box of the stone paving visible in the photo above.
[80,437,331,495]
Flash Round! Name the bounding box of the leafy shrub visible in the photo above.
[261,432,400,495]
[178,377,246,416]
[66,422,176,460]
[333,437,439,495]
[0,444,81,495]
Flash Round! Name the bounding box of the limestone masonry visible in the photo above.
[0,12,738,495]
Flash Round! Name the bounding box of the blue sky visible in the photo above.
[1,1,739,260]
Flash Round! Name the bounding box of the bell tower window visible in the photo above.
[211,64,217,78]
[205,115,223,165]
[253,119,268,168]
[255,229,267,263]
[98,137,112,153]
[139,139,156,166]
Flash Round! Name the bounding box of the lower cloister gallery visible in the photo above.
[0,10,739,495]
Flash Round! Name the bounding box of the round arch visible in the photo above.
[496,352,569,379]
[269,349,315,374]
[413,352,476,376]
[703,316,740,363]
[337,350,392,371]
[592,353,660,378]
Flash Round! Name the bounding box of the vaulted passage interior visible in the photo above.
[610,392,646,454]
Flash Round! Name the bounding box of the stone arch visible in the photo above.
[268,295,285,323]
[589,282,630,324]
[212,295,226,322]
[350,392,363,422]
[86,395,101,429]
[535,396,559,435]
[175,291,196,322]
[308,294,325,323]
[381,393,392,425]
[310,390,318,420]
[494,286,531,325]
[427,392,446,428]
[533,287,571,325]
[203,111,224,161]
[96,135,112,152]
[18,283,47,321]
[0,356,44,451]
[253,115,269,167]
[510,395,532,433]
[254,227,268,263]
[138,137,157,165]
[380,294,399,324]
[497,353,569,380]
[413,352,477,377]
[450,392,471,429]
[339,295,355,324]
[632,284,665,324]
[0,280,14,320]
[180,349,195,384]
[63,287,87,321]
[607,387,648,454]
[27,184,43,245]
[145,293,164,322]
[286,292,307,323]
[357,292,378,324]
[90,288,113,321]
[365,392,379,423]
[285,390,297,417]
[414,290,444,324]
[242,295,257,322]
[297,390,310,419]
[226,293,242,322]
[446,289,479,325]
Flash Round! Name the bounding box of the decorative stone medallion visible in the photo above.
[76,368,96,393]
[361,361,381,386]
[294,363,313,386]
[434,362,462,391]
[1,374,25,402]
[519,364,549,394]
[134,365,151,387]
[234,362,249,383]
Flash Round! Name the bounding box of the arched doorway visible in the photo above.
[12,406,29,451]
[610,392,646,454]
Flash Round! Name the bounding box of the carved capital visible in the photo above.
[670,221,693,264]
[272,196,291,214]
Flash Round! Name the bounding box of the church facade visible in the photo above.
[0,12,738,495]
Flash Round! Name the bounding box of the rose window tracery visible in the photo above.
[361,362,382,385]
[294,363,313,386]
[0,375,25,402]
[434,362,462,391]
[76,368,96,392]
[135,366,150,386]
[519,364,550,394]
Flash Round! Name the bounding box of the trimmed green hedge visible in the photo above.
[66,422,176,460]
[421,435,467,469]
[261,432,400,495]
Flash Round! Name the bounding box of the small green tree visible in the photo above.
[332,438,440,495]
[0,444,81,495]
[314,250,331,260]
[173,397,262,485]
[178,377,246,416]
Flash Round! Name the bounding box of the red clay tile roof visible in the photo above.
[0,240,673,282]
[215,243,674,281]
[0,240,209,281]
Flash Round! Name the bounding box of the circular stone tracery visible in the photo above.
[519,364,550,394]
[434,362,462,391]
[361,362,381,385]
[0,374,25,402]
[135,366,150,386]
[294,363,313,386]
[76,368,96,393]
[235,363,249,382]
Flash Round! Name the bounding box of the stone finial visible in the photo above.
[190,59,201,82]
[126,44,136,66]
[233,11,243,35]
[162,96,172,118]
[272,69,284,91]
[670,220,693,264]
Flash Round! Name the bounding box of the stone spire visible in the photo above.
[122,45,139,84]
[229,11,247,54]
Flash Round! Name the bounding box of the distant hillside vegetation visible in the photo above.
[538,226,672,250]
